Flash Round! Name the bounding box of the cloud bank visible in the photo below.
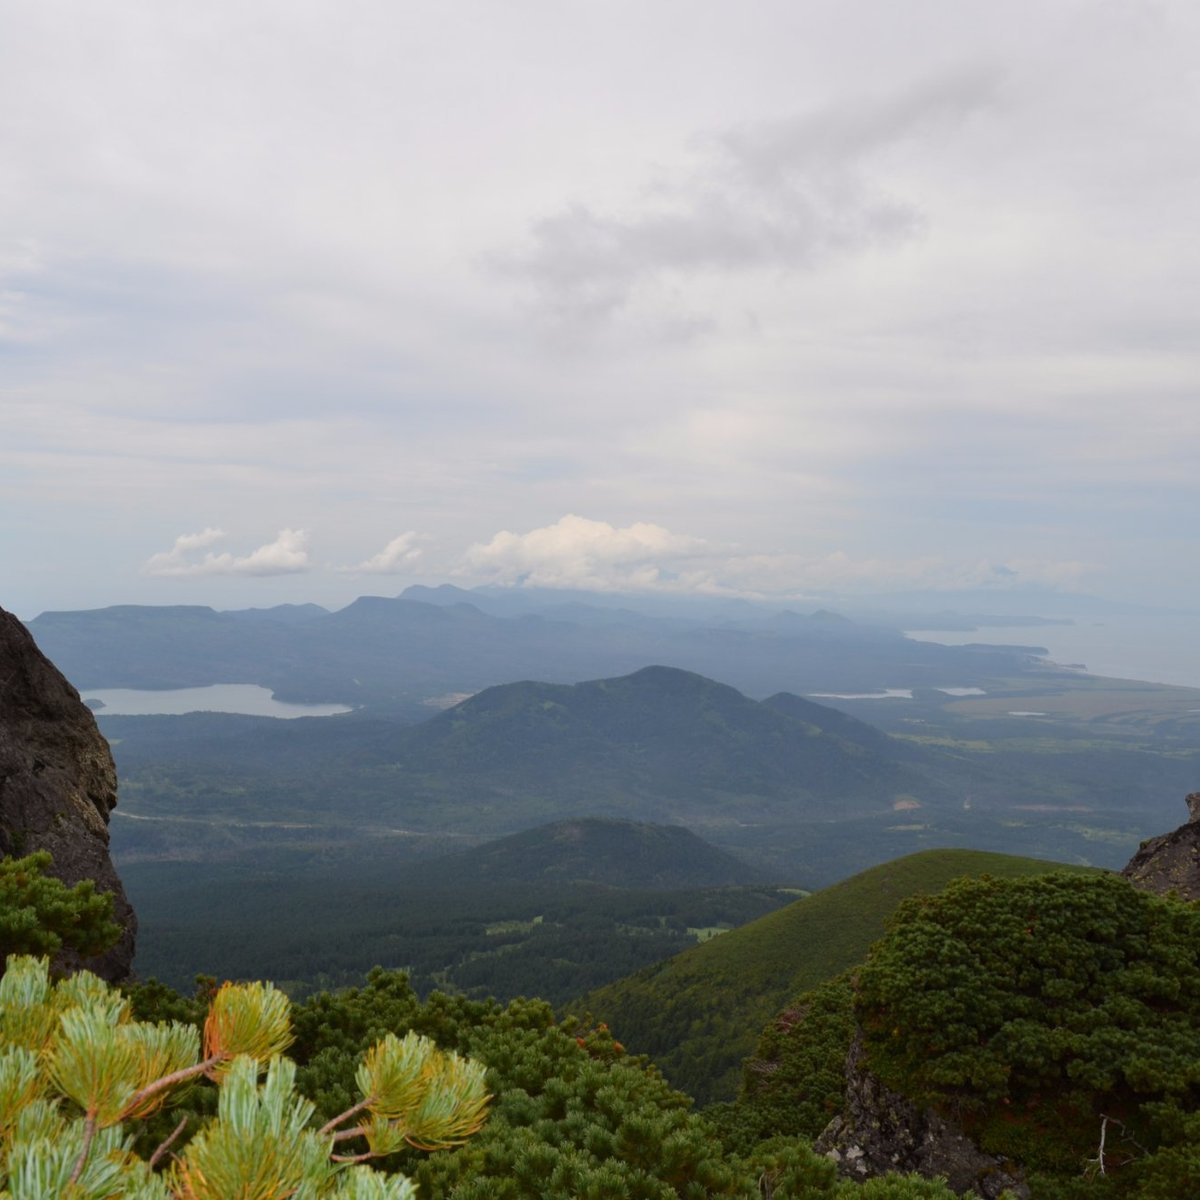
[143,529,310,577]
[340,532,425,574]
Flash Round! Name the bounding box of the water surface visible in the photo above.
[83,684,352,719]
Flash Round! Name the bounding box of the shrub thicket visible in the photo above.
[0,851,120,961]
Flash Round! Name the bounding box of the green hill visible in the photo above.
[578,848,1103,1103]
[398,817,765,890]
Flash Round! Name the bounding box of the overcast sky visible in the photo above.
[2,0,1198,618]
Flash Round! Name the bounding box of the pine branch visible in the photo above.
[118,1053,222,1121]
[148,1115,189,1170]
[67,1115,97,1187]
[318,1095,375,1138]
[331,1123,371,1144]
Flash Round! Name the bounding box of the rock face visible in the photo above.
[1121,792,1200,900]
[0,606,136,980]
[815,1033,1029,1199]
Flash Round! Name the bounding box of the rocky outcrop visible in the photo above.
[815,1033,1029,1199]
[0,606,136,980]
[1121,792,1200,900]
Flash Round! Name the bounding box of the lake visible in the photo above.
[82,684,353,719]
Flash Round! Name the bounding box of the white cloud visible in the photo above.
[143,528,310,577]
[340,532,425,574]
[463,515,708,592]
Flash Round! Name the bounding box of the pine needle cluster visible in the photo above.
[0,955,489,1198]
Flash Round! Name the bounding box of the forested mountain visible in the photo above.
[377,665,953,821]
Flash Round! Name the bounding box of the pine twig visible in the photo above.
[318,1095,375,1138]
[118,1054,223,1121]
[148,1115,189,1170]
[331,1123,371,1144]
[67,1115,97,1187]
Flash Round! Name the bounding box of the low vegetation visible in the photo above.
[0,950,960,1199]
[8,840,1200,1196]
[0,851,120,961]
[858,873,1200,1195]
[730,872,1200,1197]
[579,849,1099,1103]
[0,955,488,1198]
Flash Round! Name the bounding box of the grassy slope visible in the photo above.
[578,848,1102,1104]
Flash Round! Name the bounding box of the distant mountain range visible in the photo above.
[29,592,1054,711]
[34,593,1192,888]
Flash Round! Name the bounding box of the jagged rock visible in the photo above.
[0,605,136,980]
[815,1032,1028,1199]
[1121,792,1200,900]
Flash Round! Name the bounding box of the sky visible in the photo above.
[2,0,1199,618]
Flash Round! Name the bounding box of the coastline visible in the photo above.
[905,612,1200,692]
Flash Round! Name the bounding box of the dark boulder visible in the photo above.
[0,605,136,980]
[1121,792,1200,900]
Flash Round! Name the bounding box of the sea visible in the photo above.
[905,612,1200,691]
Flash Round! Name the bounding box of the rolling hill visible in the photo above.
[577,848,1104,1103]
[396,817,766,890]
